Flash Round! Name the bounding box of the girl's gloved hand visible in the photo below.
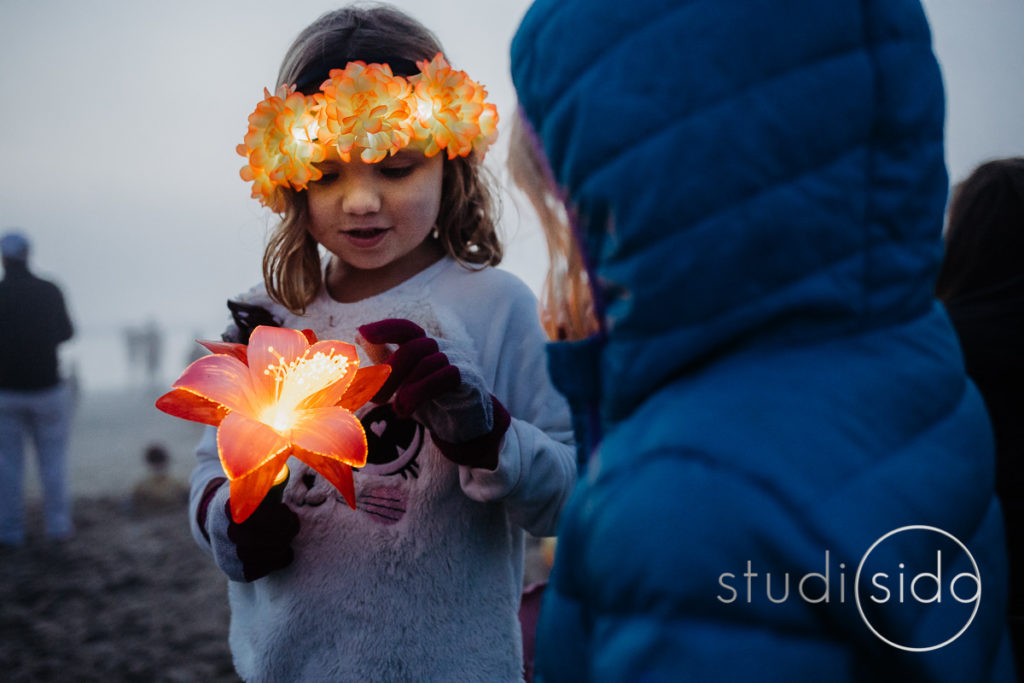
[357,319,510,470]
[199,478,300,582]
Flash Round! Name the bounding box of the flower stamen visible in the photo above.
[260,349,352,432]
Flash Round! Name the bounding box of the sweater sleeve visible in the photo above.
[459,417,576,537]
[450,270,576,538]
[188,424,228,553]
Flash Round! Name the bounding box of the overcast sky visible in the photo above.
[1,0,1022,390]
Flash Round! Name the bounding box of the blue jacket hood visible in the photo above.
[511,0,948,425]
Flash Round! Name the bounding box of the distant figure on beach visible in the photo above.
[185,331,207,367]
[123,319,164,388]
[0,230,75,547]
[140,320,162,386]
[132,443,188,513]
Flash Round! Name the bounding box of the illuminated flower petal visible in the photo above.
[290,406,367,468]
[318,62,413,163]
[274,90,326,191]
[198,339,248,364]
[228,457,291,522]
[237,85,326,210]
[154,387,229,426]
[238,162,286,213]
[338,364,392,410]
[171,354,258,417]
[293,446,356,509]
[474,102,499,155]
[408,53,497,160]
[217,411,291,480]
[247,326,311,400]
[297,340,360,409]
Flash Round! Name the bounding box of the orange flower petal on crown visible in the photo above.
[275,89,326,190]
[237,85,326,210]
[409,53,496,160]
[317,62,414,164]
[471,93,499,157]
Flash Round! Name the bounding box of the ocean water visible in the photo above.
[0,320,224,502]
[21,384,205,501]
[60,324,219,396]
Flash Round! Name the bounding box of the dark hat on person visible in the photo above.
[0,231,29,261]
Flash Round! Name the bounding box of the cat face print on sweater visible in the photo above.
[287,402,430,523]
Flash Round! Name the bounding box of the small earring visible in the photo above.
[431,226,440,239]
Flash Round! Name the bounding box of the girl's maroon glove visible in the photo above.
[357,319,510,470]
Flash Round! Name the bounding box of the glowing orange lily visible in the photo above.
[155,325,390,522]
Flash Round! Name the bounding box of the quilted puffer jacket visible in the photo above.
[511,0,1016,680]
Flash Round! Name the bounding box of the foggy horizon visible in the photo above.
[1,0,1022,392]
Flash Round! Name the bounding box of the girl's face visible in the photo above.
[307,147,444,299]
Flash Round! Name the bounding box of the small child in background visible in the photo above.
[132,443,188,513]
[187,4,575,681]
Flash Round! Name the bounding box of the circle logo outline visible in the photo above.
[854,524,981,652]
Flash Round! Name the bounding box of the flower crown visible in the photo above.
[237,53,499,211]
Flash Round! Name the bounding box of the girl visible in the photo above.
[188,5,575,681]
[509,0,1014,681]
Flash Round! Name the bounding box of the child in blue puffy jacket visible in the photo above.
[509,0,1017,680]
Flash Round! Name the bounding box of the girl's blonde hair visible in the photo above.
[507,113,597,341]
[263,4,501,314]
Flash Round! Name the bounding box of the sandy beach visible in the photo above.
[1,386,238,682]
[1,385,552,681]
[0,498,239,682]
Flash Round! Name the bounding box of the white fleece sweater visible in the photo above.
[189,258,576,682]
